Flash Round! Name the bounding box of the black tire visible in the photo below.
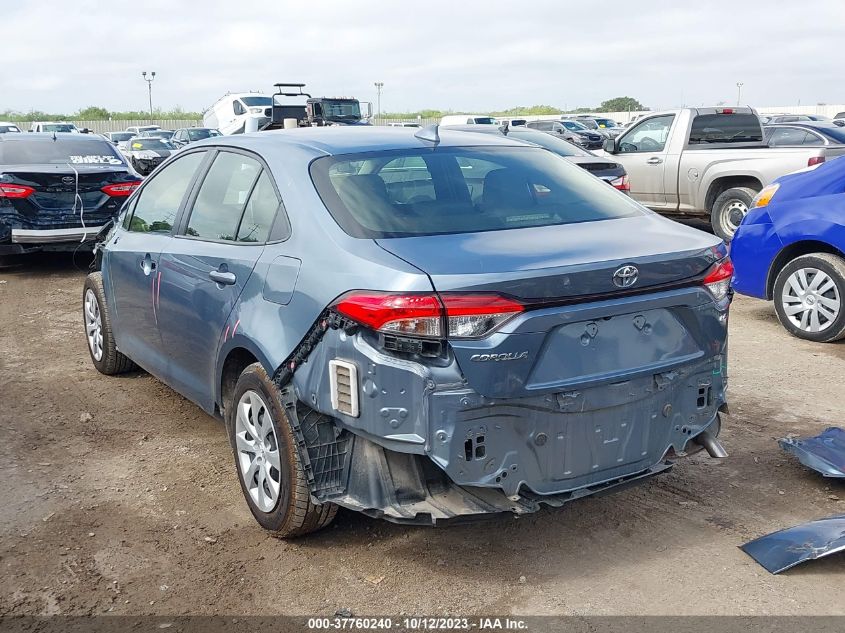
[710,186,758,242]
[82,272,137,375]
[772,253,845,343]
[227,363,337,537]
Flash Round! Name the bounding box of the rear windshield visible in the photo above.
[472,117,497,124]
[0,138,124,165]
[110,132,133,141]
[187,128,221,140]
[688,114,763,144]
[40,123,77,133]
[310,146,643,238]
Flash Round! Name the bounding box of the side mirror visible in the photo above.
[602,138,618,153]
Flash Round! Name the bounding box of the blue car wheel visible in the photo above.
[772,253,845,343]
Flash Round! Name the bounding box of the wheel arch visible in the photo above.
[216,341,275,418]
[766,240,845,299]
[703,175,763,213]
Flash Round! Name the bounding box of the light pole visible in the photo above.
[142,71,156,122]
[374,82,384,120]
[736,82,744,106]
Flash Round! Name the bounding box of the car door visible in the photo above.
[155,149,279,410]
[106,150,208,374]
[612,114,676,208]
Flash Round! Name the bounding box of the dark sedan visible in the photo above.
[764,122,845,148]
[121,137,176,176]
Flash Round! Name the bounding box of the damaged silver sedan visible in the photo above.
[83,127,732,536]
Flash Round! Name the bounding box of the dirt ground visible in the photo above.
[1,251,843,617]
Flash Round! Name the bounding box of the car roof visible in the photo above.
[765,121,841,130]
[0,132,108,144]
[195,126,532,156]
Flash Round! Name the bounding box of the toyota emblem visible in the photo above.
[613,265,639,288]
[62,176,75,185]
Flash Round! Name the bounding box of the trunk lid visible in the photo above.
[376,213,722,301]
[376,214,726,399]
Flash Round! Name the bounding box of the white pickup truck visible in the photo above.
[601,107,845,240]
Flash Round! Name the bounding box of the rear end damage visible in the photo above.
[279,266,732,524]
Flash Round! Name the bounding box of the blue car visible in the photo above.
[732,157,845,343]
[83,127,733,536]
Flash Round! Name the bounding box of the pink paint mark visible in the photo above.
[231,319,241,337]
[223,325,230,342]
[156,271,162,308]
[151,275,157,324]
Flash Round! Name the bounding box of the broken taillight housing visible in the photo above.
[609,174,630,191]
[333,292,524,340]
[702,258,734,301]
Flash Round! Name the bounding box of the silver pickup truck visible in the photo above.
[601,107,845,240]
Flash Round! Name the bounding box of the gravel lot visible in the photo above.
[1,251,844,617]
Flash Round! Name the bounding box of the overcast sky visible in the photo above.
[3,0,843,114]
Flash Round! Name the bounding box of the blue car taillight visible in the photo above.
[332,292,524,340]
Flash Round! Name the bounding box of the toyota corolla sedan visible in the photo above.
[83,126,732,536]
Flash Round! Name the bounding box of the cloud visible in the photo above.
[1,0,843,114]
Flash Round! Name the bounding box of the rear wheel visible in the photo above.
[710,187,757,242]
[772,253,845,343]
[82,272,136,375]
[227,363,336,537]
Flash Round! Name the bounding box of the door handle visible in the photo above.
[140,253,156,276]
[647,157,663,165]
[209,270,236,286]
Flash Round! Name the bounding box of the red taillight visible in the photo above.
[610,174,630,191]
[702,258,734,300]
[101,181,141,197]
[717,108,734,114]
[333,292,524,339]
[0,183,35,198]
[808,156,825,167]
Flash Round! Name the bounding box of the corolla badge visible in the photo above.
[470,351,529,362]
[612,265,639,288]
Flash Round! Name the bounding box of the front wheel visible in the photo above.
[772,253,845,343]
[82,272,137,375]
[710,187,757,242]
[227,363,337,537]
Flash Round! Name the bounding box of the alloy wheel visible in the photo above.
[781,267,841,333]
[84,289,103,362]
[234,390,281,512]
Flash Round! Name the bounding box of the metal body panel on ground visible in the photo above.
[741,514,845,574]
[779,427,845,478]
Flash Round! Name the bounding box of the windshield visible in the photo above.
[0,138,124,165]
[0,125,21,133]
[242,96,273,107]
[310,146,642,238]
[688,114,763,144]
[508,129,590,156]
[128,138,173,150]
[322,100,362,119]
[577,119,598,129]
[594,118,616,128]
[41,124,77,133]
[187,128,222,140]
[815,126,845,143]
[472,117,497,125]
[144,130,173,139]
[110,132,133,142]
[561,121,587,131]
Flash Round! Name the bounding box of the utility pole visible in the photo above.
[142,71,156,123]
[374,82,384,120]
[736,82,744,106]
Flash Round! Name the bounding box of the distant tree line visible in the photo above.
[380,97,647,120]
[0,105,203,122]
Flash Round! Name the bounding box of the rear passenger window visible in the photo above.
[128,152,204,233]
[236,171,280,243]
[186,152,261,241]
